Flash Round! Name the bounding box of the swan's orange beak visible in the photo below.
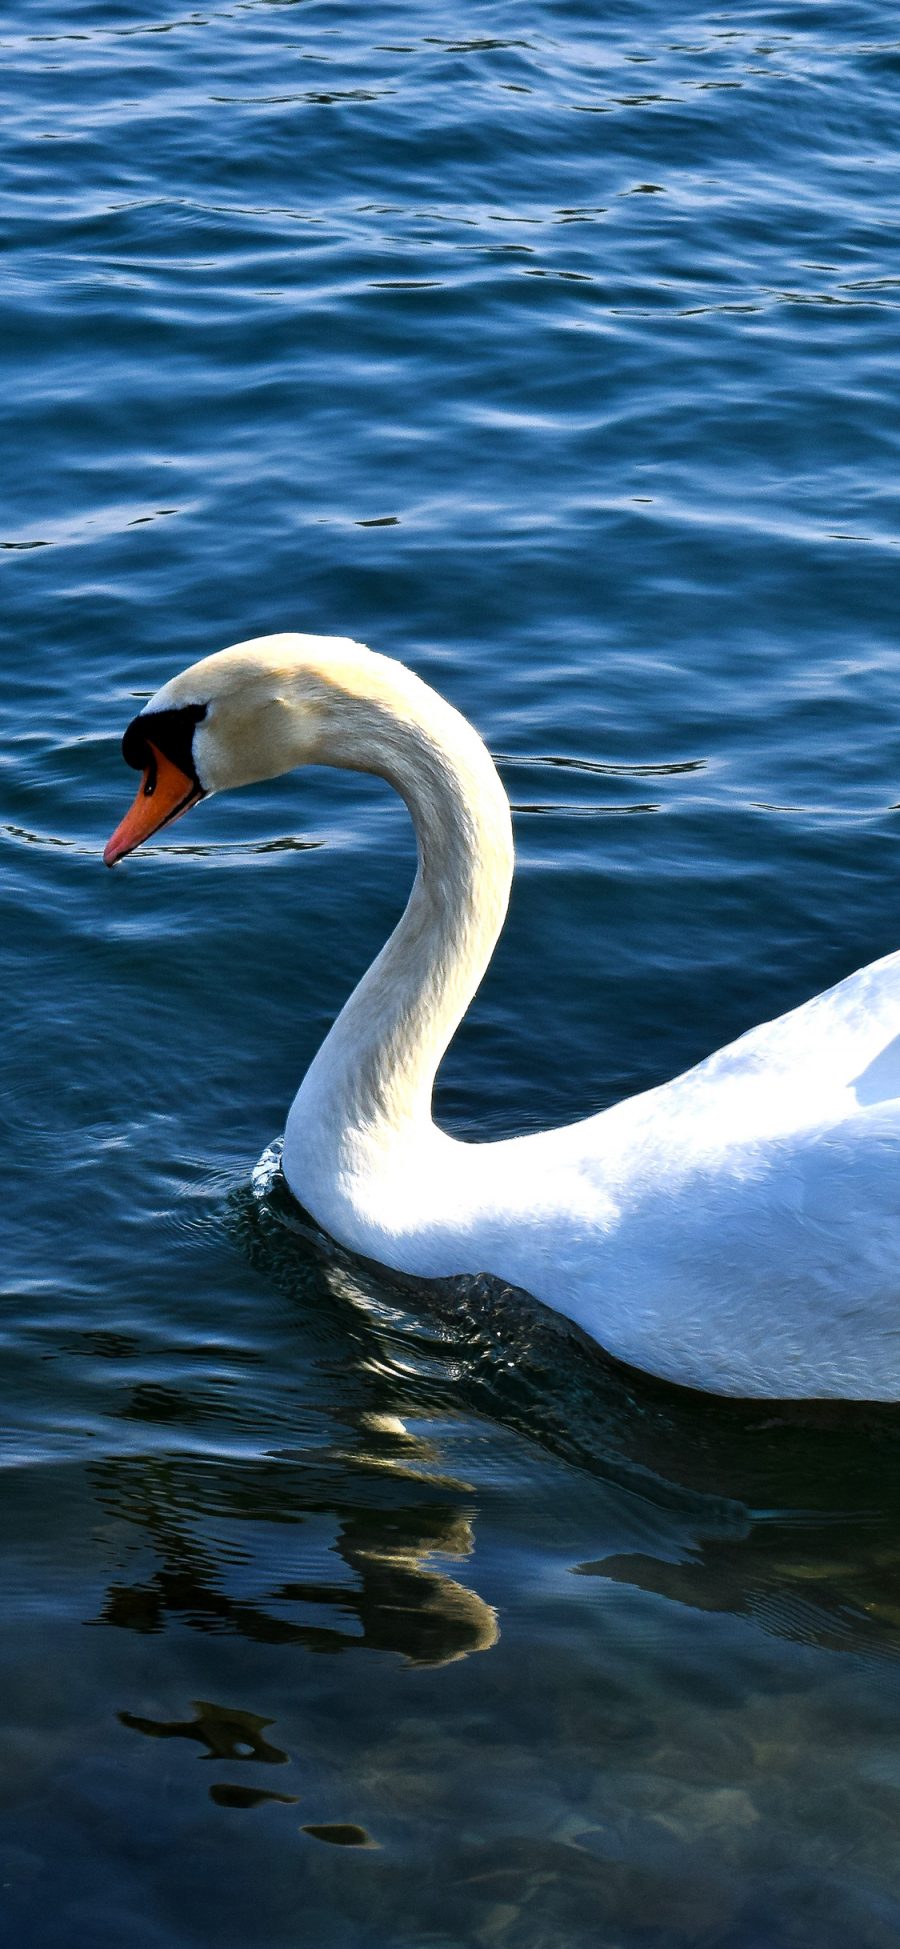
[104,742,204,867]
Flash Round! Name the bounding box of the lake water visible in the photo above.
[5,0,900,1942]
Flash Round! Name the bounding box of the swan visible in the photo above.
[104,633,900,1401]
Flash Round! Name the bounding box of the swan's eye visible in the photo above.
[142,749,158,797]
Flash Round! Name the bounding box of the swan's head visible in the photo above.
[104,633,380,866]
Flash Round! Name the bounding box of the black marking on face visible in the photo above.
[122,702,207,787]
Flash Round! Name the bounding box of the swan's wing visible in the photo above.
[412,949,900,1396]
[597,1100,900,1397]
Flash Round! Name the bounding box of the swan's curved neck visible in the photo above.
[284,658,514,1201]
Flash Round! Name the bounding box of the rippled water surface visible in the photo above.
[5,0,900,1942]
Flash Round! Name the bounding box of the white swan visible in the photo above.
[105,633,900,1401]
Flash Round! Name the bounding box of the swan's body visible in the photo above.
[106,634,900,1400]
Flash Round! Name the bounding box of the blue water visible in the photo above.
[5,0,900,1942]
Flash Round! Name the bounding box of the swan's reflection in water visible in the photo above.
[576,1504,900,1659]
[93,1163,506,1666]
[97,1421,498,1668]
